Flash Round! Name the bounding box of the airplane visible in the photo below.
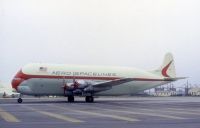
[11,53,185,103]
[0,83,19,98]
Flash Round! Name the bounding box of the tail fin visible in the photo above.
[152,53,176,78]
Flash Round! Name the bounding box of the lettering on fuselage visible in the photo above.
[51,71,117,77]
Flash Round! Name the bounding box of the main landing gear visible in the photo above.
[85,96,94,103]
[67,95,94,103]
[67,95,74,102]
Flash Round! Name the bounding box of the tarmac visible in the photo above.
[1,96,200,128]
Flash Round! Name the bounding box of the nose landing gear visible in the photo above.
[17,98,23,103]
[17,94,23,103]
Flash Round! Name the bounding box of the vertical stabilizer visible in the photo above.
[152,53,176,78]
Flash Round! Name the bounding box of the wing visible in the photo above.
[83,78,133,92]
[83,77,187,93]
[93,78,133,88]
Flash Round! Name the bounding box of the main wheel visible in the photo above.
[85,96,94,103]
[68,96,74,102]
[18,98,23,103]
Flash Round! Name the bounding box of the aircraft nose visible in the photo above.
[12,78,24,91]
[11,70,25,91]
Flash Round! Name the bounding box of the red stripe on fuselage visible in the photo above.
[11,70,168,90]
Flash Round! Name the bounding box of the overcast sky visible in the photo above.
[0,0,200,86]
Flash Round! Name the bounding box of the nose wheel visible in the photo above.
[17,94,23,103]
[17,98,23,103]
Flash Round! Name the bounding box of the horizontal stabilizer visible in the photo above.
[164,77,187,81]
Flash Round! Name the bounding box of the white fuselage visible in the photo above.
[12,63,170,96]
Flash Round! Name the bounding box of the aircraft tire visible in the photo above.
[18,98,23,103]
[85,96,94,103]
[68,96,74,102]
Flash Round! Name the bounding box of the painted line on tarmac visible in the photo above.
[155,108,200,115]
[137,108,200,116]
[0,107,20,122]
[50,104,139,122]
[108,109,186,120]
[93,103,186,120]
[22,106,84,123]
[77,104,186,120]
[167,108,200,112]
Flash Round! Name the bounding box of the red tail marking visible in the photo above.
[162,61,173,77]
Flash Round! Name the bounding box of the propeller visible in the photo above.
[62,77,68,96]
[62,77,89,96]
[62,77,80,91]
[72,78,79,89]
